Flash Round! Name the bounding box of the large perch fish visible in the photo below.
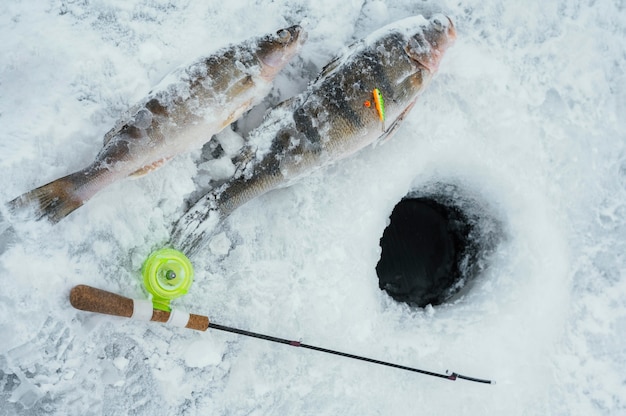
[172,14,456,256]
[8,25,306,223]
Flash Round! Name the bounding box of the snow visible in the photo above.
[1,0,625,415]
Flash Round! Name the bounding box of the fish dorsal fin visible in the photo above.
[271,96,298,113]
[317,56,342,80]
[102,126,120,146]
[315,40,362,82]
[103,102,146,146]
[129,158,170,178]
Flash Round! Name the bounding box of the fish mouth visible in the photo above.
[258,25,307,70]
[256,25,306,81]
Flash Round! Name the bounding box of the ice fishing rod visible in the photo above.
[69,248,494,385]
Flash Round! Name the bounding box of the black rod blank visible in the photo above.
[209,322,494,384]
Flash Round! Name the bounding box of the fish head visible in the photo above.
[255,25,307,80]
[405,14,456,73]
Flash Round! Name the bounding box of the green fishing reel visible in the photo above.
[141,248,194,311]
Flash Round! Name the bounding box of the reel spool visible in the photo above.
[141,248,194,311]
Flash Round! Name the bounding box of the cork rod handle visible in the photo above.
[69,285,210,331]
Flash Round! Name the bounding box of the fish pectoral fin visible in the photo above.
[222,99,254,129]
[378,100,417,143]
[129,158,170,178]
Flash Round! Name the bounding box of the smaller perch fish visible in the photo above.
[171,15,456,256]
[8,25,306,223]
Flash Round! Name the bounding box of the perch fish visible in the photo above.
[171,14,456,256]
[8,25,306,223]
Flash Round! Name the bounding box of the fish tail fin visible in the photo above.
[7,171,92,224]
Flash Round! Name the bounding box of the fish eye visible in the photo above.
[432,18,444,32]
[277,29,291,43]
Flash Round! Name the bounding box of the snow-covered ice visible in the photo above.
[1,0,625,415]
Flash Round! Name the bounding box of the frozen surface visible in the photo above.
[1,0,625,415]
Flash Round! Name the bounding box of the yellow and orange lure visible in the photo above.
[365,88,386,131]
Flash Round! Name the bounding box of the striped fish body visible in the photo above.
[8,26,305,223]
[172,15,456,254]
